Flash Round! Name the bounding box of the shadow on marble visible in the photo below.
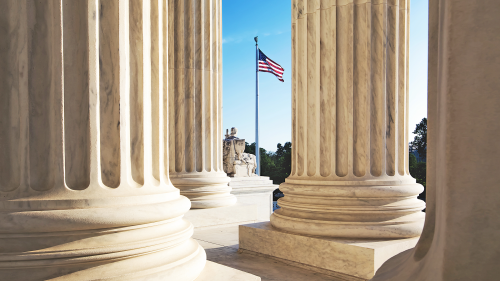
[195,261,261,281]
[193,225,241,247]
[203,245,342,281]
[193,225,342,281]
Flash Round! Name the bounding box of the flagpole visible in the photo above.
[254,36,260,176]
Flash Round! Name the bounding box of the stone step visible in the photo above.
[229,181,274,187]
[239,222,420,281]
[193,225,345,281]
[185,189,274,229]
[228,177,275,187]
[229,176,271,181]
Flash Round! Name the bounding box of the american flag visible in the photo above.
[258,49,284,82]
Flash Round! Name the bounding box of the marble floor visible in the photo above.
[193,224,345,281]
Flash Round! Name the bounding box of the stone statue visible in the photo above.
[225,127,238,140]
[223,127,257,177]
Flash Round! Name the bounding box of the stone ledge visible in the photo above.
[186,189,273,228]
[229,176,278,191]
[229,176,273,185]
[236,248,364,281]
[194,225,346,280]
[239,222,419,280]
[194,261,260,281]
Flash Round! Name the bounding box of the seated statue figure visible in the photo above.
[223,127,257,177]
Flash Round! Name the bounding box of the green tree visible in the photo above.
[244,142,277,181]
[244,142,255,155]
[409,118,427,202]
[409,152,418,168]
[273,142,292,183]
[410,117,427,162]
[409,153,427,202]
[245,142,292,200]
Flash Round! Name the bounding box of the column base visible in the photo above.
[271,209,425,239]
[171,173,237,209]
[185,184,275,228]
[239,221,419,280]
[275,180,426,238]
[0,193,207,281]
[0,225,207,281]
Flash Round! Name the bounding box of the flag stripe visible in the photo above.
[259,62,284,72]
[259,69,283,78]
[266,59,283,70]
[259,68,283,77]
[259,64,284,74]
[258,49,285,82]
[258,62,284,75]
[259,60,283,72]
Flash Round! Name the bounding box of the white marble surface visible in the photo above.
[372,0,500,280]
[277,0,424,239]
[0,1,206,280]
[186,187,274,228]
[168,0,236,209]
[240,222,419,280]
[194,225,343,281]
[195,261,261,281]
[229,176,276,188]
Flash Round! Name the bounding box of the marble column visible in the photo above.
[271,0,425,238]
[371,0,500,280]
[168,0,236,209]
[0,1,206,280]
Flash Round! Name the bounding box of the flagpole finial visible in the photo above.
[254,36,258,45]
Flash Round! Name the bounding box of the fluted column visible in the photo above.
[168,0,236,209]
[372,0,500,279]
[0,1,206,280]
[271,0,425,238]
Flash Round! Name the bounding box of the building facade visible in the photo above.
[0,0,498,280]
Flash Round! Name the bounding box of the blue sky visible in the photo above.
[222,1,428,151]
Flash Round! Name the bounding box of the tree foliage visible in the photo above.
[410,117,427,162]
[245,142,292,200]
[245,142,292,185]
[409,118,427,202]
[409,153,427,202]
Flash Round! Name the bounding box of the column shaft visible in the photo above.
[168,0,236,209]
[372,0,500,279]
[0,1,206,280]
[272,0,424,238]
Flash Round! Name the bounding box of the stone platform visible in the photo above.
[239,222,419,281]
[228,176,276,189]
[193,224,341,281]
[185,177,277,229]
[195,261,260,281]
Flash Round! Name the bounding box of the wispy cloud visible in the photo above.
[222,37,234,44]
[222,33,253,45]
[223,29,287,45]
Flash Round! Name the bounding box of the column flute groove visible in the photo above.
[0,1,206,279]
[271,0,425,239]
[168,0,236,209]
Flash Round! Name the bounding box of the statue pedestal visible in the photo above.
[229,176,275,189]
[232,162,256,177]
[239,222,419,281]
